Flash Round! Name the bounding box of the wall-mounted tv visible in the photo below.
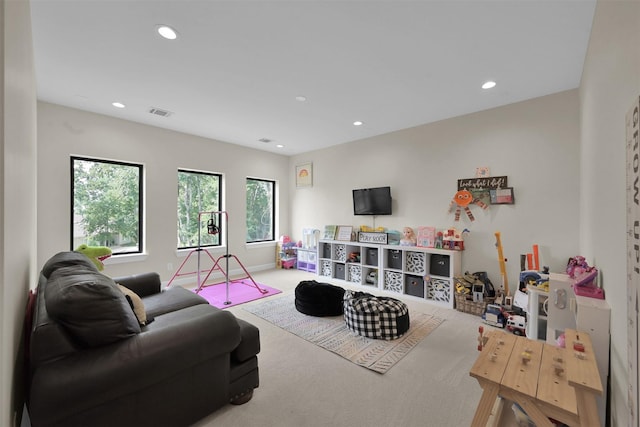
[353,186,392,215]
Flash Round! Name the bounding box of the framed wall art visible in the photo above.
[296,162,313,188]
[489,187,515,204]
[335,226,353,241]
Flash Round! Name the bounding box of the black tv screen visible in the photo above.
[353,187,392,215]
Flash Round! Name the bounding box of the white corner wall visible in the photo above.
[290,90,581,288]
[580,1,640,425]
[37,103,290,280]
[2,0,38,425]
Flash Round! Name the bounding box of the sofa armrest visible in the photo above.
[233,318,260,362]
[112,272,161,297]
[29,304,241,425]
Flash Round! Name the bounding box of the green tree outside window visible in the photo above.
[246,178,275,243]
[177,170,222,249]
[71,157,142,254]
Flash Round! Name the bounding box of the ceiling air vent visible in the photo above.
[148,107,172,118]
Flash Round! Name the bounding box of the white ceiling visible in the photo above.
[30,0,596,156]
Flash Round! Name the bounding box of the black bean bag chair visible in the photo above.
[295,280,345,317]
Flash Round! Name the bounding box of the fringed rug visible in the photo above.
[244,294,444,374]
[194,279,281,309]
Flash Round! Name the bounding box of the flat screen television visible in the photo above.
[353,186,392,215]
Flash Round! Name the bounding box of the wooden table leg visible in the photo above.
[471,382,500,427]
[574,388,600,424]
[512,395,555,427]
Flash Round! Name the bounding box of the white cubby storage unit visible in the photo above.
[317,240,462,309]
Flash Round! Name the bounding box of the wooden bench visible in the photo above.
[469,328,603,427]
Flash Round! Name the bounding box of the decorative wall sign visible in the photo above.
[626,94,640,427]
[296,162,313,188]
[336,226,353,241]
[457,176,508,190]
[358,232,388,245]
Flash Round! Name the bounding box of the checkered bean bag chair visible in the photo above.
[343,290,410,340]
[295,280,345,317]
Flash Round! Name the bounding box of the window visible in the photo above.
[177,169,222,249]
[246,178,275,243]
[71,157,143,255]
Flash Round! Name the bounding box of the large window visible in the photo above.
[71,157,143,254]
[246,178,275,243]
[177,169,222,249]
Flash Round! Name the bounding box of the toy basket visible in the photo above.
[454,293,495,316]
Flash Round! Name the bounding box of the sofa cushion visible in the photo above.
[45,265,141,347]
[142,287,208,318]
[42,251,97,279]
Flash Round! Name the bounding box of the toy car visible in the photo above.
[482,304,508,328]
[507,315,526,336]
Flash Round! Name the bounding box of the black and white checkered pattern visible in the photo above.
[343,290,410,340]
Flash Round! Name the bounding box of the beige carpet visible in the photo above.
[244,294,444,373]
[192,269,489,427]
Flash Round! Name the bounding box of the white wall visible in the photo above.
[2,0,38,425]
[580,1,640,425]
[290,90,581,290]
[37,102,290,281]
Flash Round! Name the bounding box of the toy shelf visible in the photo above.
[318,240,462,309]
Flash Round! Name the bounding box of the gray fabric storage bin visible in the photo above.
[405,275,425,298]
[429,254,450,277]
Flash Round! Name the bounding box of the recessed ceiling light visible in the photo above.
[112,102,125,108]
[295,96,307,102]
[276,144,284,148]
[353,121,364,126]
[157,25,178,40]
[482,81,496,89]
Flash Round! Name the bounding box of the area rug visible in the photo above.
[244,294,444,374]
[194,280,281,309]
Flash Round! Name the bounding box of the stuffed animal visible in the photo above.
[75,244,112,271]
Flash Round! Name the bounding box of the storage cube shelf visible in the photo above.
[318,240,462,308]
[384,271,403,293]
[296,248,317,273]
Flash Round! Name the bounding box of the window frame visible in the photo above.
[177,169,223,250]
[70,156,144,256]
[246,177,276,244]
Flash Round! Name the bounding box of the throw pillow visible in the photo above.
[117,284,150,326]
[45,266,141,347]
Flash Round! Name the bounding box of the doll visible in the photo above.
[399,227,417,246]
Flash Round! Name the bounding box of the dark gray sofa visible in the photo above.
[27,251,260,427]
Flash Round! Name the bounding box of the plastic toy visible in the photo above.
[365,270,377,285]
[399,227,417,246]
[506,315,526,336]
[442,227,467,250]
[347,252,360,263]
[481,304,508,328]
[519,270,550,292]
[566,256,599,286]
[494,232,509,295]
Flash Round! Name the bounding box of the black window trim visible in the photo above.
[70,156,144,255]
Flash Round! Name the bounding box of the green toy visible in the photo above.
[75,244,112,271]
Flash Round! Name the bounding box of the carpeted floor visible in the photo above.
[191,268,495,427]
[244,294,444,373]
